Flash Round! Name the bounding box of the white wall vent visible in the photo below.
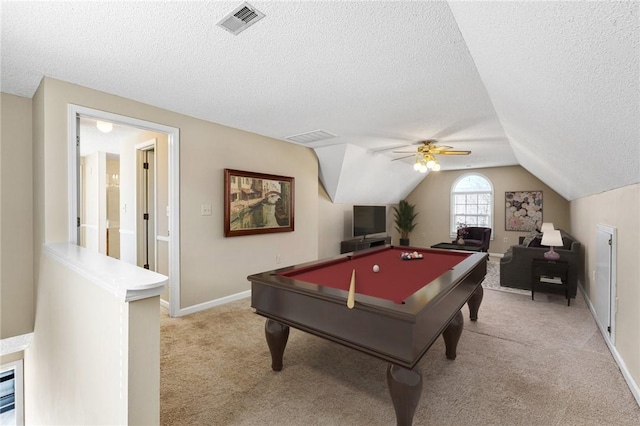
[285,130,337,144]
[217,2,265,35]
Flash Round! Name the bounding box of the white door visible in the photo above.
[594,224,616,343]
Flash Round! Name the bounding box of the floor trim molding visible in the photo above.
[579,284,640,407]
[172,290,251,317]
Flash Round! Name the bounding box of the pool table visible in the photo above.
[248,245,487,426]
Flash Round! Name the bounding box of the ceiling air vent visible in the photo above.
[285,130,337,144]
[217,2,265,35]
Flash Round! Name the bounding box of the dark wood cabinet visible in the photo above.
[531,259,571,306]
[340,236,391,254]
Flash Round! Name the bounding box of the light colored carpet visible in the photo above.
[160,262,640,425]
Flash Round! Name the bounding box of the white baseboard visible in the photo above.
[579,284,640,407]
[171,290,251,317]
[488,251,504,259]
[160,298,170,310]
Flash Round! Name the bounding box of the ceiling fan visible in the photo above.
[392,139,471,173]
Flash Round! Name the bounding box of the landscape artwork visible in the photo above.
[505,191,543,231]
[224,169,294,237]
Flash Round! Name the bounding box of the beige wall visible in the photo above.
[25,250,159,425]
[317,183,352,259]
[401,165,571,254]
[570,183,640,387]
[0,93,34,339]
[128,295,161,425]
[34,77,319,309]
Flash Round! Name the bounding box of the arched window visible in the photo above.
[450,173,494,237]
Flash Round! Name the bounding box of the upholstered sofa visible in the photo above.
[453,227,492,252]
[499,229,581,297]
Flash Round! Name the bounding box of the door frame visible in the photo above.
[67,104,182,317]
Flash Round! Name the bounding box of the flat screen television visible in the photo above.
[353,205,387,238]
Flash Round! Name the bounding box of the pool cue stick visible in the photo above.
[347,269,356,309]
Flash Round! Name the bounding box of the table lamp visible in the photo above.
[540,222,554,233]
[541,229,563,260]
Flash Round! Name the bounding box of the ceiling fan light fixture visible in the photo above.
[393,140,468,173]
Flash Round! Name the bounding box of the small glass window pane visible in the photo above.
[478,193,491,204]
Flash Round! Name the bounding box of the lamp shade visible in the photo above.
[540,222,554,233]
[541,229,563,248]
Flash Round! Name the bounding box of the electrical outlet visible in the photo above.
[503,237,508,243]
[276,254,282,264]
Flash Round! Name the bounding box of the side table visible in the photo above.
[531,259,570,306]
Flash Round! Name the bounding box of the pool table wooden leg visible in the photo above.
[265,319,289,371]
[386,364,422,426]
[442,310,464,360]
[467,285,484,321]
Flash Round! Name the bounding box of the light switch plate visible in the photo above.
[201,204,212,216]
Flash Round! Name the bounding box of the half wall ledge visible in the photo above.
[43,242,168,302]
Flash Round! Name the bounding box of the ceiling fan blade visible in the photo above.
[392,151,416,154]
[370,140,423,153]
[429,145,454,152]
[391,154,416,161]
[437,150,471,155]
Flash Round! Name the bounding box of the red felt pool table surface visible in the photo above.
[278,246,470,304]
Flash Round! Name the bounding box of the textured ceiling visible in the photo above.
[1,1,638,203]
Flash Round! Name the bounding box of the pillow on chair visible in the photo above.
[522,231,542,247]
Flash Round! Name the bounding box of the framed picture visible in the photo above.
[224,169,294,237]
[505,191,543,231]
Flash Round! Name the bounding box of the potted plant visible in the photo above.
[393,200,418,246]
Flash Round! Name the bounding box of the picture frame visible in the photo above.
[505,190,543,231]
[224,169,294,237]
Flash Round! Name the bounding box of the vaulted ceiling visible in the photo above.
[2,1,638,203]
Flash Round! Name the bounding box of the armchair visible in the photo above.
[453,227,492,252]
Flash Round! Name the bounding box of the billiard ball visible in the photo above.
[373,264,380,273]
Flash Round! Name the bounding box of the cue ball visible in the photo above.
[373,265,380,273]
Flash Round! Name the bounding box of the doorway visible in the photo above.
[68,104,182,317]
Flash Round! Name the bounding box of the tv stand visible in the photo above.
[340,236,391,254]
